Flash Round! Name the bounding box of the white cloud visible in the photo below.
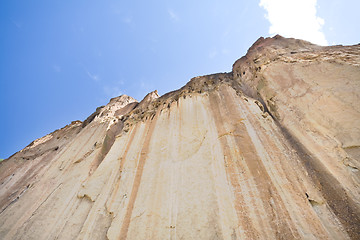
[168,9,179,21]
[209,50,218,59]
[259,0,328,45]
[52,65,61,73]
[86,70,100,82]
[11,20,22,29]
[221,48,229,55]
[103,86,122,98]
[80,63,100,82]
[208,48,229,59]
[123,16,132,24]
[116,79,125,85]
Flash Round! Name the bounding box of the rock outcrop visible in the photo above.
[0,35,359,239]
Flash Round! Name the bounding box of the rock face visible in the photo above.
[0,35,359,239]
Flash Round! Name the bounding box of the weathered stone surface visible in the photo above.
[0,36,359,239]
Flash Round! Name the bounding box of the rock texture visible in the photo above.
[0,35,359,239]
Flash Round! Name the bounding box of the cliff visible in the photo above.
[0,35,359,239]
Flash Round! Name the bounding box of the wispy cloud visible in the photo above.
[52,65,61,73]
[103,86,122,98]
[85,70,100,82]
[208,50,218,59]
[123,16,132,24]
[116,79,125,85]
[221,48,229,55]
[11,19,22,29]
[168,9,179,21]
[80,63,101,82]
[136,79,155,101]
[208,48,229,59]
[259,0,328,45]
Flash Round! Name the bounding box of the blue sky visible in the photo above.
[0,0,359,159]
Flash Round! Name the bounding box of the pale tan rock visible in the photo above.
[0,36,359,239]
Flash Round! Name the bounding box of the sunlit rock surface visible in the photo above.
[0,35,359,239]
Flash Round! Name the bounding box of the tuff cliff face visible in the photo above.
[0,35,359,239]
